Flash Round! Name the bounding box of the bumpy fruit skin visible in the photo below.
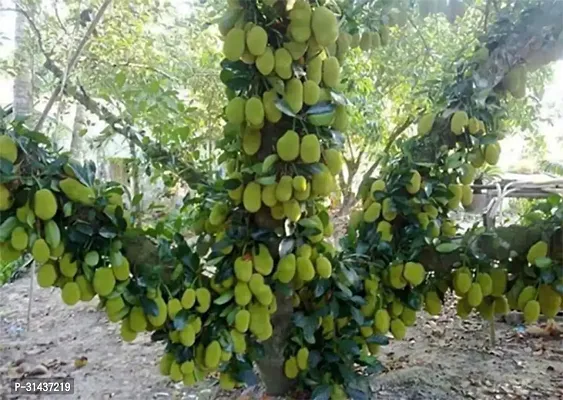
[243,128,261,156]
[219,373,237,390]
[405,170,421,194]
[538,284,561,318]
[196,288,211,313]
[303,80,320,105]
[0,135,18,163]
[147,296,167,327]
[246,25,268,56]
[167,298,182,320]
[374,309,390,333]
[363,202,381,223]
[234,256,253,282]
[224,28,245,61]
[425,291,442,315]
[311,6,338,46]
[297,256,315,281]
[60,253,78,278]
[204,341,222,369]
[243,182,262,213]
[460,164,476,185]
[517,286,537,310]
[0,184,13,211]
[453,271,472,295]
[253,244,274,275]
[476,273,493,296]
[181,288,197,309]
[61,282,81,306]
[277,130,300,161]
[34,189,58,220]
[37,263,58,288]
[296,347,309,370]
[256,47,275,75]
[467,283,484,307]
[292,176,307,192]
[493,297,510,315]
[284,356,299,379]
[381,198,397,221]
[32,239,51,264]
[128,306,147,332]
[235,282,252,306]
[323,149,343,175]
[332,105,348,132]
[120,319,137,343]
[450,111,468,135]
[461,184,473,207]
[46,221,62,251]
[93,267,116,297]
[274,48,293,79]
[315,255,332,278]
[484,143,500,165]
[526,241,548,265]
[276,176,293,202]
[262,183,278,207]
[226,97,246,124]
[60,178,96,206]
[300,134,321,164]
[322,56,340,88]
[276,254,296,283]
[403,262,425,286]
[283,199,301,222]
[307,55,322,84]
[390,318,406,340]
[235,309,251,333]
[284,78,304,114]
[113,257,130,281]
[10,227,28,251]
[523,300,540,324]
[417,113,435,135]
[245,97,264,127]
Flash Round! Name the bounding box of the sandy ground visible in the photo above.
[1,273,562,400]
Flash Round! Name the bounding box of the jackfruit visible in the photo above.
[276,254,296,283]
[389,263,406,289]
[523,300,540,324]
[441,220,457,237]
[403,262,425,286]
[60,253,78,278]
[284,356,299,379]
[0,135,17,163]
[245,97,265,127]
[159,353,175,376]
[311,168,334,197]
[303,80,320,105]
[10,227,28,251]
[93,267,115,296]
[390,319,406,340]
[460,164,476,185]
[61,282,81,306]
[370,31,381,48]
[84,250,99,267]
[448,184,462,209]
[377,220,393,241]
[256,46,275,75]
[204,341,222,369]
[243,182,262,213]
[424,291,442,315]
[300,134,320,163]
[181,288,197,309]
[315,255,332,278]
[359,32,372,51]
[223,28,245,61]
[234,281,251,306]
[167,298,182,320]
[277,130,300,162]
[450,111,469,135]
[234,309,250,333]
[297,256,315,281]
[292,176,307,192]
[34,188,58,220]
[484,143,500,165]
[453,271,472,295]
[169,361,182,382]
[363,202,381,223]
[37,263,57,288]
[0,184,12,211]
[226,97,246,124]
[322,56,340,88]
[32,239,50,264]
[113,257,130,281]
[284,41,308,60]
[417,212,430,229]
[128,306,147,332]
[209,203,228,226]
[283,199,301,222]
[538,284,561,318]
[418,113,435,135]
[196,288,212,313]
[306,55,322,84]
[517,286,537,310]
[255,284,274,306]
[246,26,268,56]
[219,373,236,390]
[382,198,396,221]
[284,78,303,114]
[296,347,309,370]
[468,148,485,168]
[400,307,417,327]
[468,117,480,135]
[406,170,421,194]
[234,256,252,282]
[60,178,95,206]
[289,21,311,43]
[276,176,293,202]
[493,296,509,315]
[504,66,526,98]
[526,241,547,265]
[294,183,310,201]
[461,184,473,207]
[476,273,493,296]
[332,105,348,131]
[490,268,507,297]
[260,183,277,207]
[323,149,343,176]
[253,244,274,275]
[271,203,285,220]
[274,48,293,79]
[467,283,483,307]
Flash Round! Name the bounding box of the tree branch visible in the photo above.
[0,6,48,56]
[407,14,436,62]
[35,0,113,131]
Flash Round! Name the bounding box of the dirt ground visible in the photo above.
[1,273,562,400]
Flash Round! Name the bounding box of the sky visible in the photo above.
[0,2,561,167]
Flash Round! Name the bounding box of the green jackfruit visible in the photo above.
[490,268,507,297]
[59,178,94,206]
[253,243,274,275]
[332,105,348,132]
[59,253,78,278]
[294,183,310,200]
[10,227,28,251]
[359,32,372,51]
[406,170,421,194]
[283,199,301,222]
[300,134,320,163]
[306,55,322,84]
[311,168,334,197]
[450,111,468,135]
[61,282,81,306]
[527,241,548,264]
[113,257,130,281]
[0,184,12,211]
[276,254,296,283]
[467,283,484,307]
[159,353,174,376]
[291,176,306,192]
[256,47,275,75]
[476,273,493,296]
[204,341,222,369]
[246,26,268,56]
[223,28,245,61]
[93,267,115,296]
[76,275,95,302]
[32,239,50,264]
[468,117,480,135]
[390,318,406,340]
[37,263,58,288]
[196,288,212,313]
[323,149,343,175]
[235,309,250,333]
[271,203,285,220]
[370,31,381,48]
[381,198,396,221]
[284,41,308,60]
[417,113,435,135]
[289,21,311,43]
[461,184,473,207]
[523,300,540,324]
[297,347,309,370]
[315,255,332,278]
[448,184,462,209]
[363,202,381,223]
[484,143,500,165]
[322,56,340,88]
[230,329,246,354]
[403,262,425,286]
[261,183,278,207]
[0,135,18,163]
[284,78,303,114]
[424,291,442,315]
[303,80,320,105]
[274,48,293,79]
[167,298,182,320]
[517,286,537,310]
[181,288,197,309]
[504,66,526,99]
[460,164,476,185]
[234,256,252,282]
[494,296,509,315]
[276,176,293,202]
[311,6,338,46]
[277,130,300,162]
[453,271,472,295]
[468,148,485,168]
[263,89,282,123]
[245,97,264,127]
[129,306,147,332]
[538,284,561,318]
[297,256,315,281]
[377,220,392,241]
[226,97,246,124]
[34,189,58,220]
[243,182,262,213]
[284,357,299,379]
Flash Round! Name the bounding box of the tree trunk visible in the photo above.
[70,104,86,160]
[13,5,33,120]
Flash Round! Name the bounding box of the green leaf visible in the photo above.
[298,218,320,229]
[307,102,335,115]
[366,335,389,345]
[338,339,360,355]
[435,242,460,253]
[214,290,234,305]
[224,178,242,190]
[256,175,277,185]
[534,257,552,269]
[173,309,189,330]
[275,99,297,117]
[115,71,126,88]
[311,385,331,400]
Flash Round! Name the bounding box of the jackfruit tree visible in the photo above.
[1,1,563,399]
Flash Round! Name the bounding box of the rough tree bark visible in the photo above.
[13,3,33,120]
[70,104,86,159]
